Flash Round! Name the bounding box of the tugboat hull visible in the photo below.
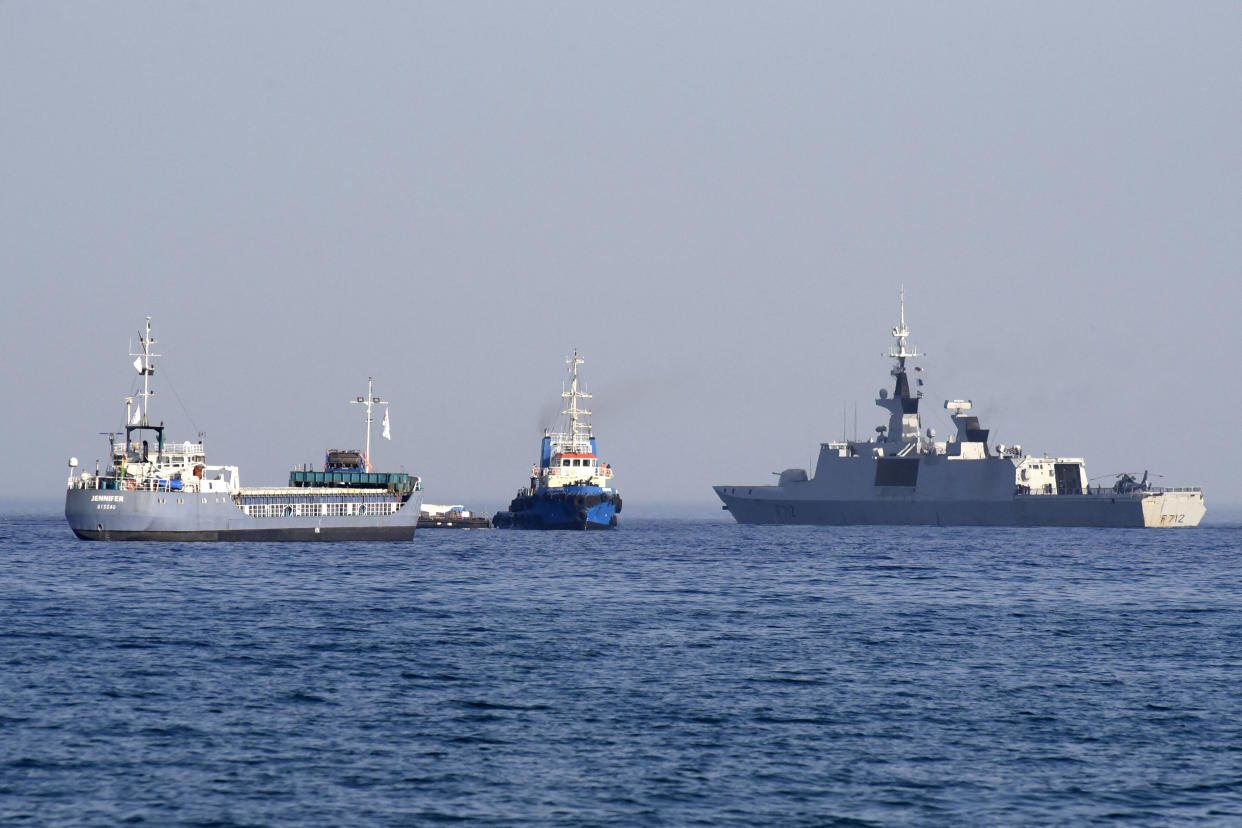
[493,489,620,530]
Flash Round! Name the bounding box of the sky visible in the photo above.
[3,1,1240,518]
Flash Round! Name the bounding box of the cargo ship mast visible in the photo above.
[350,377,387,471]
[129,316,158,427]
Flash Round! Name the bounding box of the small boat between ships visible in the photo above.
[418,505,491,529]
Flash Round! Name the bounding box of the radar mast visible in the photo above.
[560,348,593,452]
[877,287,923,444]
[130,317,159,426]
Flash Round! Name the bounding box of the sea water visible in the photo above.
[3,509,1241,825]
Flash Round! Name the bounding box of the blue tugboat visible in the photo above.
[492,349,621,530]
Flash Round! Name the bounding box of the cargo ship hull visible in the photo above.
[65,486,424,541]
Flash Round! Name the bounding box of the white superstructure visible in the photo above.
[529,348,615,491]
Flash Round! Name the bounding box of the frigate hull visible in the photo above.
[714,486,1205,528]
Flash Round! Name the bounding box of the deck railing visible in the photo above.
[1018,486,1203,497]
[67,476,186,493]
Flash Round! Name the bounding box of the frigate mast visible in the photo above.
[888,286,920,391]
[877,287,923,445]
[129,317,159,427]
[560,348,593,452]
[350,377,387,471]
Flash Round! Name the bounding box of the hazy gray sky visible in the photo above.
[4,2,1240,516]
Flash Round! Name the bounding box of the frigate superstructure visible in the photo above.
[65,318,423,540]
[714,291,1205,528]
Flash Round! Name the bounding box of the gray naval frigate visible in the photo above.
[65,318,423,541]
[714,293,1205,528]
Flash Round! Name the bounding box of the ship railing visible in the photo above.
[111,442,205,459]
[1095,485,1202,495]
[1017,486,1203,497]
[237,500,404,519]
[1080,485,1202,496]
[67,475,188,493]
[547,465,611,478]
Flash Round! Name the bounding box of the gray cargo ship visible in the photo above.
[714,292,1205,528]
[65,319,423,541]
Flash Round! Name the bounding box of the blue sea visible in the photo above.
[3,509,1242,826]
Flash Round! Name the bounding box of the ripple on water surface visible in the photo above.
[2,514,1242,825]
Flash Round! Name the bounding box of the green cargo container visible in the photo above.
[287,470,413,494]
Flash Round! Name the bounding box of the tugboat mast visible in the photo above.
[350,377,387,471]
[561,348,593,452]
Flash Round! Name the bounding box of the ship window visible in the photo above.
[562,459,570,467]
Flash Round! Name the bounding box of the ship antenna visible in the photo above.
[887,284,920,371]
[350,376,387,472]
[129,316,159,426]
[561,348,592,452]
[877,287,925,446]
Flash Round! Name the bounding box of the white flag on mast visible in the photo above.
[130,405,142,425]
[133,357,143,373]
[382,409,391,440]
